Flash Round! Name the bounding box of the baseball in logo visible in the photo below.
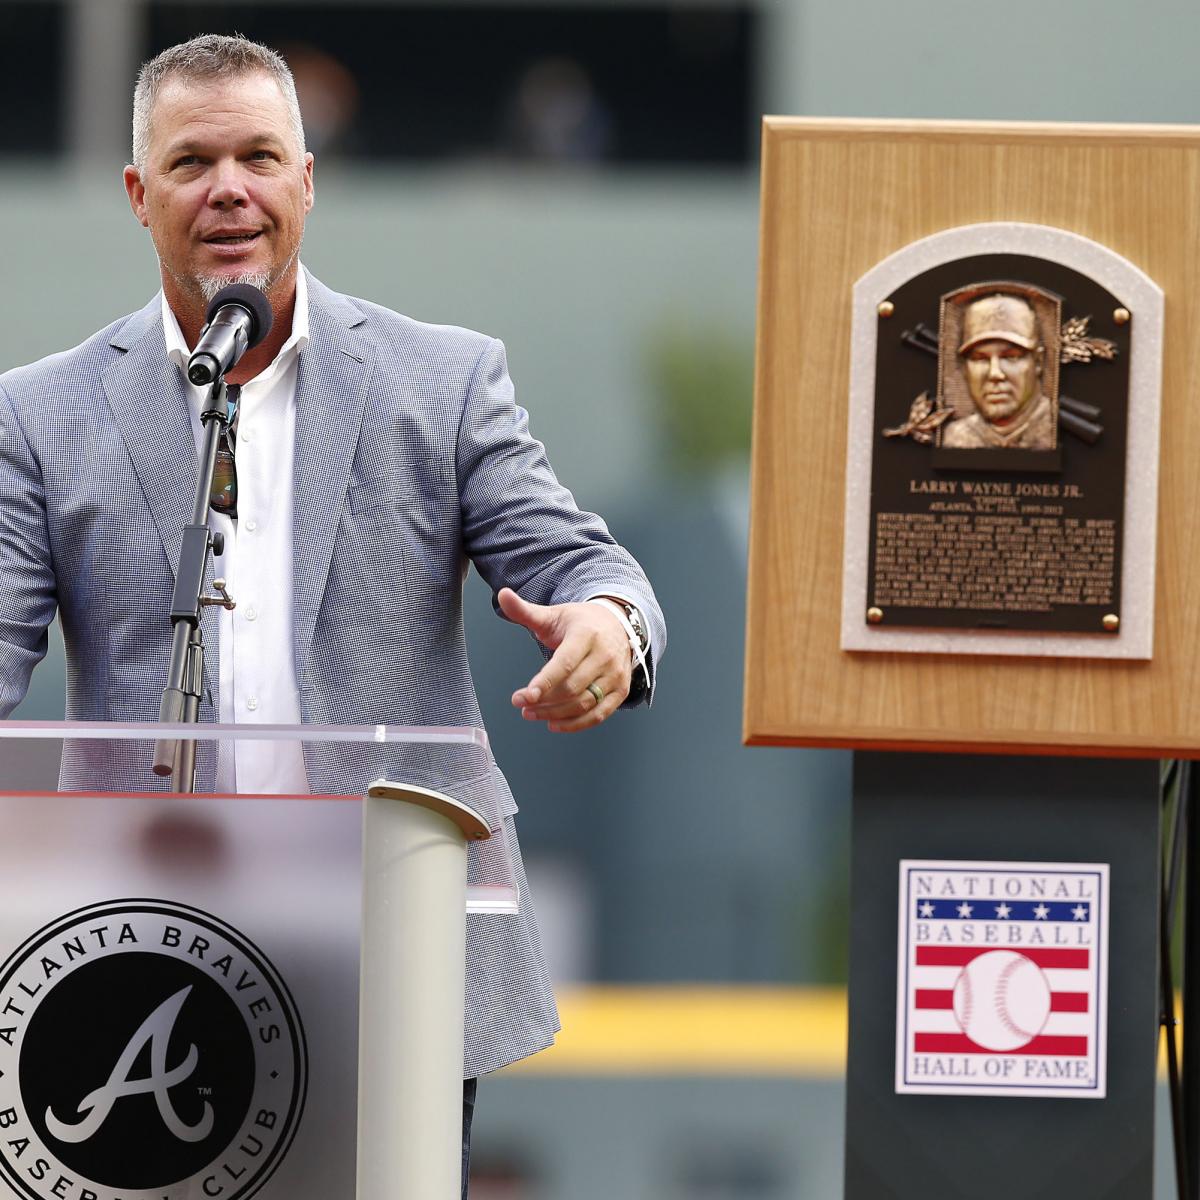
[951,949,1052,1052]
[0,900,307,1200]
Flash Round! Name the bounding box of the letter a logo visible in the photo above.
[44,986,213,1143]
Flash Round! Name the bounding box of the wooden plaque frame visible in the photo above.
[744,118,1200,758]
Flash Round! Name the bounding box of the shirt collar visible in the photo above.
[161,267,310,381]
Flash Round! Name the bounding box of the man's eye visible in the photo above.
[173,155,199,168]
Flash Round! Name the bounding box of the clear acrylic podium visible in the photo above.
[0,721,518,1200]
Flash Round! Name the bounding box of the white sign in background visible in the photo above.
[895,859,1109,1099]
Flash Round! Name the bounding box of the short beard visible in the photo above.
[160,240,301,310]
[197,270,272,303]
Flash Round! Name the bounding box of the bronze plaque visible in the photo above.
[866,254,1130,634]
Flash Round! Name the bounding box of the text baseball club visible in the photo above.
[0,1111,282,1200]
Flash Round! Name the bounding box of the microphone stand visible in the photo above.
[152,377,236,792]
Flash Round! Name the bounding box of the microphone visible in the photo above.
[187,284,274,386]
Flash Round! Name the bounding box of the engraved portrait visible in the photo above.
[937,283,1061,451]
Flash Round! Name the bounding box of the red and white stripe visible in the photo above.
[908,946,1092,1056]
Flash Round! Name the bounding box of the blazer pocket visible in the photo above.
[345,480,456,605]
[449,767,519,820]
[346,481,415,515]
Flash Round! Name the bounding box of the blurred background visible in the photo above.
[3,0,1199,1194]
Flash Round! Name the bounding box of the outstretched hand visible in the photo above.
[500,587,631,733]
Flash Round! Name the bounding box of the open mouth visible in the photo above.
[204,232,262,245]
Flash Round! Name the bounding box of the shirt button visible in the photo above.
[244,518,258,532]
[245,605,258,622]
[246,696,259,712]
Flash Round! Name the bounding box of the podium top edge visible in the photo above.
[761,115,1200,146]
[0,720,490,748]
[367,779,493,840]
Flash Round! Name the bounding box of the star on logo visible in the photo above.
[956,902,973,918]
[994,903,1012,919]
[1072,905,1089,921]
[1033,903,1050,920]
[918,901,935,918]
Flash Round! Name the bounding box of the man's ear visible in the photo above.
[302,152,314,214]
[1035,344,1045,377]
[123,165,150,228]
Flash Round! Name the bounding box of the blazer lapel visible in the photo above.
[101,299,199,567]
[292,279,373,679]
[100,297,221,721]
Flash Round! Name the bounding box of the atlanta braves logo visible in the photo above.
[0,900,307,1200]
[45,986,214,1145]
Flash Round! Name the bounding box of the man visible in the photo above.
[941,291,1056,450]
[0,34,663,1195]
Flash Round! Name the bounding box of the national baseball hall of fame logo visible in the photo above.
[896,860,1109,1099]
[0,900,307,1200]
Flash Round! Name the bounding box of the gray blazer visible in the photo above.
[0,271,664,1076]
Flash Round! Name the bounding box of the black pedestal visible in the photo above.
[845,752,1160,1200]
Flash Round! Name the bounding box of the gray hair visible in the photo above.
[131,34,305,168]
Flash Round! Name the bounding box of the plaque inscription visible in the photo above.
[866,255,1130,634]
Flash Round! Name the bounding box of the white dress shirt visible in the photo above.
[163,271,310,794]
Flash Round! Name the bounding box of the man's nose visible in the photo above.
[987,355,1005,380]
[208,163,249,208]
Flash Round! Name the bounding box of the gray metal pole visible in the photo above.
[65,0,140,169]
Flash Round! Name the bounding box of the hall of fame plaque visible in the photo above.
[841,223,1163,659]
